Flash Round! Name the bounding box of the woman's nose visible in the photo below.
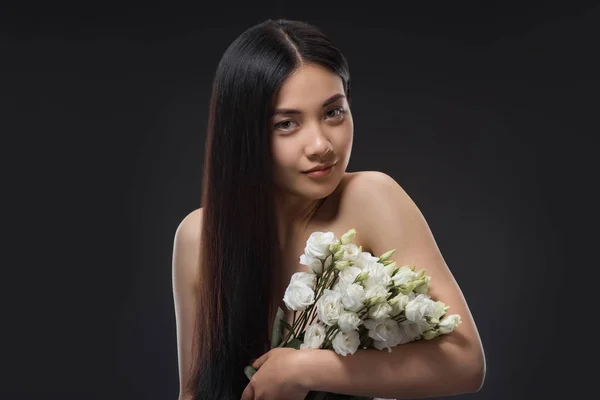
[305,130,333,158]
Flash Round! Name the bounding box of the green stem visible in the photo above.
[300,266,334,334]
[281,311,307,346]
[322,325,340,349]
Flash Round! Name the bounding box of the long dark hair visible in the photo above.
[187,18,351,399]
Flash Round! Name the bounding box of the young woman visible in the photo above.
[172,18,486,400]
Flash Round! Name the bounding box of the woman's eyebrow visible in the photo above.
[273,93,345,116]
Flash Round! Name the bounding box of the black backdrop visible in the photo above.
[2,3,597,399]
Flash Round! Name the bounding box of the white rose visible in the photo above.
[299,254,323,274]
[368,302,393,321]
[300,323,327,349]
[392,266,418,286]
[405,294,438,323]
[332,330,360,356]
[283,283,315,311]
[289,271,317,289]
[316,289,344,326]
[339,243,361,262]
[438,314,462,334]
[341,283,366,312]
[354,251,380,270]
[338,311,362,332]
[304,231,336,260]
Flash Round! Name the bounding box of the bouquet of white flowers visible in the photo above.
[244,228,462,400]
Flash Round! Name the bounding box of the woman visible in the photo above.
[172,18,485,400]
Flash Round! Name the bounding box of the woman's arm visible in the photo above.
[297,171,485,399]
[298,332,484,399]
[172,208,204,400]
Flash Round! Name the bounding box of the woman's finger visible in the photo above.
[251,350,271,369]
[240,382,254,400]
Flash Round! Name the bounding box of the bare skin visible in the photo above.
[270,171,374,338]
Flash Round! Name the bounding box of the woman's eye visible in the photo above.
[275,120,297,131]
[275,108,346,132]
[326,107,346,119]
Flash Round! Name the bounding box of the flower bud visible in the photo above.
[334,260,351,271]
[413,276,431,294]
[333,260,350,271]
[354,271,369,284]
[341,228,357,245]
[423,329,440,340]
[378,249,395,262]
[383,262,397,276]
[439,314,461,334]
[324,254,333,271]
[334,248,345,260]
[328,240,341,254]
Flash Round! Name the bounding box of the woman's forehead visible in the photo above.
[274,64,345,109]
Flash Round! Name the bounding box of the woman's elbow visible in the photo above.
[465,348,486,393]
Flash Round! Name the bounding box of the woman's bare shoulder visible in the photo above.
[339,170,407,206]
[338,170,414,241]
[172,208,204,283]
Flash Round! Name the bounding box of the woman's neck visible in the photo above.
[274,192,326,246]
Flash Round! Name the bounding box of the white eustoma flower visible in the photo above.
[366,319,402,352]
[438,314,462,334]
[283,283,315,311]
[289,271,317,289]
[332,330,360,356]
[368,302,393,321]
[338,266,362,286]
[339,243,361,262]
[340,283,366,312]
[397,319,427,344]
[304,231,336,260]
[392,266,418,286]
[405,294,440,323]
[316,289,344,326]
[337,311,362,332]
[299,253,323,274]
[363,262,392,289]
[300,323,327,349]
[354,251,380,270]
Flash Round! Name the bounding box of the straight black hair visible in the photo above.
[187,18,351,399]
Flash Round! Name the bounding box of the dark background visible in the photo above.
[3,2,597,399]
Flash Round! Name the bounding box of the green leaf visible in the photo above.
[244,365,256,381]
[286,337,303,349]
[281,319,294,333]
[270,306,285,349]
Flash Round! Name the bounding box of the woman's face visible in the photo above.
[271,63,354,200]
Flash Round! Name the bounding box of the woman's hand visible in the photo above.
[241,347,310,400]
